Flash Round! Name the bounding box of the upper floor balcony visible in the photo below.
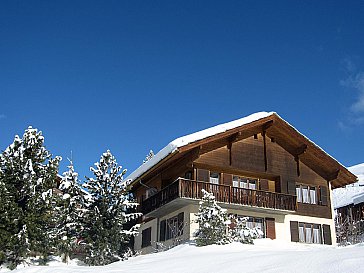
[141,178,297,217]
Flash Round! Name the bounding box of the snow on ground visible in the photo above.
[333,163,364,209]
[4,240,364,273]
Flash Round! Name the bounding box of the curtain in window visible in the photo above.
[249,180,256,190]
[310,188,316,204]
[299,225,305,242]
[233,176,239,187]
[246,217,254,229]
[241,178,248,189]
[255,219,264,238]
[296,187,302,202]
[302,186,309,203]
[313,226,321,244]
[305,224,313,243]
[210,177,219,185]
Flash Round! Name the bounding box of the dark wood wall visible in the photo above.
[135,134,332,219]
[194,134,332,218]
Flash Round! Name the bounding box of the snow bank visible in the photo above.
[4,240,364,273]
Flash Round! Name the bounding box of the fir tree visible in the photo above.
[0,127,61,269]
[53,160,85,263]
[82,150,141,265]
[194,189,230,246]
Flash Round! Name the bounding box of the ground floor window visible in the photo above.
[141,227,152,248]
[160,212,184,241]
[232,215,266,238]
[298,222,322,244]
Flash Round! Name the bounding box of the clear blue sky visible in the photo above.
[1,1,364,179]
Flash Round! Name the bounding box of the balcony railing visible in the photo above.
[141,178,297,215]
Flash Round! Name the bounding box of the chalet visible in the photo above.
[334,163,364,244]
[127,112,357,253]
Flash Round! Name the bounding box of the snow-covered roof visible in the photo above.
[333,163,364,209]
[127,111,356,188]
[126,112,275,182]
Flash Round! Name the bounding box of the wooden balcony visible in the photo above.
[141,178,297,215]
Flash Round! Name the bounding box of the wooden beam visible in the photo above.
[295,155,300,177]
[262,120,274,131]
[262,130,268,172]
[327,169,340,181]
[227,142,232,166]
[226,132,239,166]
[227,132,240,144]
[294,144,307,156]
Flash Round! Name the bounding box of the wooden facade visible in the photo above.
[129,113,357,250]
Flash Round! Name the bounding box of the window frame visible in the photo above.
[160,212,184,242]
[232,176,258,190]
[297,222,322,244]
[296,184,318,205]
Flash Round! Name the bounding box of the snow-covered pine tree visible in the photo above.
[53,160,85,263]
[194,189,230,246]
[0,175,21,267]
[0,127,61,269]
[82,150,141,265]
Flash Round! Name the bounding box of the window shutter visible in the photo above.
[320,186,328,206]
[287,181,296,195]
[260,179,269,191]
[197,169,209,182]
[142,227,151,248]
[290,221,299,242]
[322,224,332,245]
[223,174,233,186]
[275,178,281,193]
[265,218,276,239]
[160,220,166,242]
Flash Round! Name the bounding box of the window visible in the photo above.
[310,187,316,204]
[313,224,321,244]
[249,179,257,190]
[298,222,322,244]
[296,185,302,203]
[184,171,193,180]
[233,215,265,238]
[209,172,220,185]
[296,184,317,205]
[302,186,309,203]
[232,176,257,190]
[141,227,152,248]
[160,212,184,241]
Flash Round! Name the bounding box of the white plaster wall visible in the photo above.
[329,182,337,245]
[135,205,197,254]
[134,218,158,254]
[135,203,336,254]
[276,214,335,243]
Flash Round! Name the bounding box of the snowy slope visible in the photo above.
[4,240,364,273]
[333,163,364,209]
